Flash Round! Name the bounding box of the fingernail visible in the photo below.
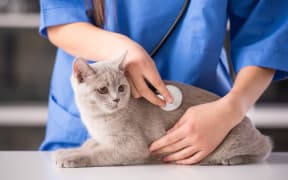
[160,101,166,107]
[166,96,173,104]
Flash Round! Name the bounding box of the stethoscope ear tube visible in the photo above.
[149,0,190,58]
[146,0,189,111]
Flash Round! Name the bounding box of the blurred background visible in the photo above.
[0,1,287,151]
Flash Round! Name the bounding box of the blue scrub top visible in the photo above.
[39,0,288,150]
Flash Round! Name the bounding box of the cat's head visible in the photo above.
[71,53,130,114]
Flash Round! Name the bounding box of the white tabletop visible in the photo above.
[0,152,288,180]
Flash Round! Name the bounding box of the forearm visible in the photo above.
[47,22,172,106]
[225,66,275,121]
[47,22,130,61]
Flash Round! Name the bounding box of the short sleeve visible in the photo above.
[228,0,288,80]
[39,0,92,38]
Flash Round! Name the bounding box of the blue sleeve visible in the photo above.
[39,0,92,38]
[228,0,288,80]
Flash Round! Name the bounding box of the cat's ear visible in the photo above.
[112,51,128,71]
[73,57,95,83]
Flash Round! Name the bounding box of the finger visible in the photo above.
[125,73,140,98]
[163,146,198,162]
[149,127,184,152]
[143,61,173,103]
[153,138,189,154]
[129,70,165,107]
[176,151,207,165]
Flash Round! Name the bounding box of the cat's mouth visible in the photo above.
[109,103,119,109]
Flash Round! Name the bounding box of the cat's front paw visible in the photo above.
[53,149,91,168]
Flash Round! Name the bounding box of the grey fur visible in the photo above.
[54,55,272,168]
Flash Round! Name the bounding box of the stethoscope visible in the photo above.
[148,0,190,111]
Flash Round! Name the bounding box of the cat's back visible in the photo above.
[127,80,220,111]
[165,81,220,105]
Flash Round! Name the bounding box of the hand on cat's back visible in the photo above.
[149,95,245,165]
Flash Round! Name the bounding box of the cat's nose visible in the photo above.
[113,98,120,103]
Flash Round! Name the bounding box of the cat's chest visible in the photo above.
[88,116,144,143]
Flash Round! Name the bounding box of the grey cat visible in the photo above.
[53,54,272,168]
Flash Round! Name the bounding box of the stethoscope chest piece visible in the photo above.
[158,85,183,111]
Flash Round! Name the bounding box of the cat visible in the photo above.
[53,53,272,168]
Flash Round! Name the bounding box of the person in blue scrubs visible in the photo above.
[39,0,288,164]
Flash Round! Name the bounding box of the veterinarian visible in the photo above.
[39,0,288,164]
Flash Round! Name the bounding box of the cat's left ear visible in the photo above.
[73,57,96,83]
[112,50,128,72]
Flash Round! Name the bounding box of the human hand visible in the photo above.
[118,35,173,106]
[149,95,245,164]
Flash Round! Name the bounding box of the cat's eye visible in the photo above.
[97,87,108,94]
[118,85,125,92]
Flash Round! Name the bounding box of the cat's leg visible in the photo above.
[87,150,151,166]
[84,137,152,166]
[200,118,272,166]
[53,139,97,168]
[199,155,264,165]
[220,136,272,165]
[88,145,151,166]
[54,149,91,168]
[54,138,151,167]
[221,155,265,165]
